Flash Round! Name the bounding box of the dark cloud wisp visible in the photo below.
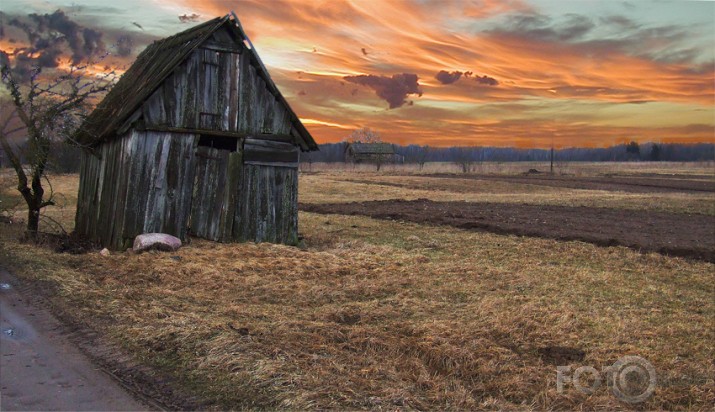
[344,73,423,108]
[435,70,498,86]
[435,70,462,84]
[2,9,107,80]
[115,35,133,57]
[473,74,498,86]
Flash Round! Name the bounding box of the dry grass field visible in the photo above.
[1,162,714,410]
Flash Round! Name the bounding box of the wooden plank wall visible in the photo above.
[75,132,134,249]
[138,27,292,136]
[75,130,198,249]
[233,163,298,244]
[188,144,298,245]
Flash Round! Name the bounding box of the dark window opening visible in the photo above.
[198,135,239,152]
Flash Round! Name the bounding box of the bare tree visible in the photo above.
[345,127,382,144]
[454,148,475,174]
[0,56,115,240]
[415,145,431,170]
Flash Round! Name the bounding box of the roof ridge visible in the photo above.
[75,13,317,151]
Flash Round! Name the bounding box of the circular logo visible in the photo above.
[610,356,657,403]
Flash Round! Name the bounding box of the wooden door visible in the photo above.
[190,146,231,241]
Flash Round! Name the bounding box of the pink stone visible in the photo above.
[132,233,182,253]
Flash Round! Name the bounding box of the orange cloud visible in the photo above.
[7,0,706,148]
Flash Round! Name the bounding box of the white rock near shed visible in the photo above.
[133,233,182,253]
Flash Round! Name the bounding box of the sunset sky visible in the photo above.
[1,0,714,147]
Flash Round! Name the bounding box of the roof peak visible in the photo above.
[75,13,317,150]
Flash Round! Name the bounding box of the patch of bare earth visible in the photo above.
[425,173,715,194]
[300,199,715,262]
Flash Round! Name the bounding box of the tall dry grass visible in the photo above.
[2,213,713,410]
[1,167,713,410]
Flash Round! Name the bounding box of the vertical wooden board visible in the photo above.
[243,165,257,241]
[109,134,133,248]
[154,135,171,232]
[292,169,299,243]
[273,168,285,242]
[142,86,167,126]
[253,74,267,133]
[199,49,219,130]
[173,134,198,241]
[261,94,275,134]
[237,54,254,133]
[142,132,168,233]
[88,152,101,235]
[250,66,264,133]
[220,150,241,241]
[255,165,269,242]
[132,131,158,236]
[255,166,267,242]
[217,51,231,131]
[275,102,292,135]
[162,73,177,126]
[106,138,121,247]
[77,151,92,235]
[249,165,260,242]
[162,134,193,240]
[182,51,200,129]
[267,167,278,242]
[121,130,145,242]
[160,135,182,236]
[117,131,140,247]
[182,135,199,239]
[283,169,294,243]
[228,53,240,131]
[85,149,97,241]
[190,147,208,236]
[96,139,116,245]
[204,147,219,239]
[103,139,120,246]
[214,149,230,240]
[169,60,188,126]
[232,153,248,242]
[240,164,253,241]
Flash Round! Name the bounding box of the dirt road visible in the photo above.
[0,268,150,411]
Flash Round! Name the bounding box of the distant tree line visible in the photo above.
[302,142,715,164]
[2,141,713,174]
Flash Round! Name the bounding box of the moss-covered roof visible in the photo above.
[76,14,317,150]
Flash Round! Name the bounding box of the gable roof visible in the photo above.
[76,13,318,151]
[348,142,395,155]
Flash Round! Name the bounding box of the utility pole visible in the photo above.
[550,145,554,174]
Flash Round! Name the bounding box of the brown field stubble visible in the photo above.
[0,164,713,410]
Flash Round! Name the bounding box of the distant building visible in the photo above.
[344,142,403,165]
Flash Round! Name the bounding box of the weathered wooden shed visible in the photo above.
[345,143,401,164]
[74,14,318,250]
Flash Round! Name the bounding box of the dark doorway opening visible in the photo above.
[197,134,239,152]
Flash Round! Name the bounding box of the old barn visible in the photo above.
[345,143,402,165]
[74,14,318,250]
